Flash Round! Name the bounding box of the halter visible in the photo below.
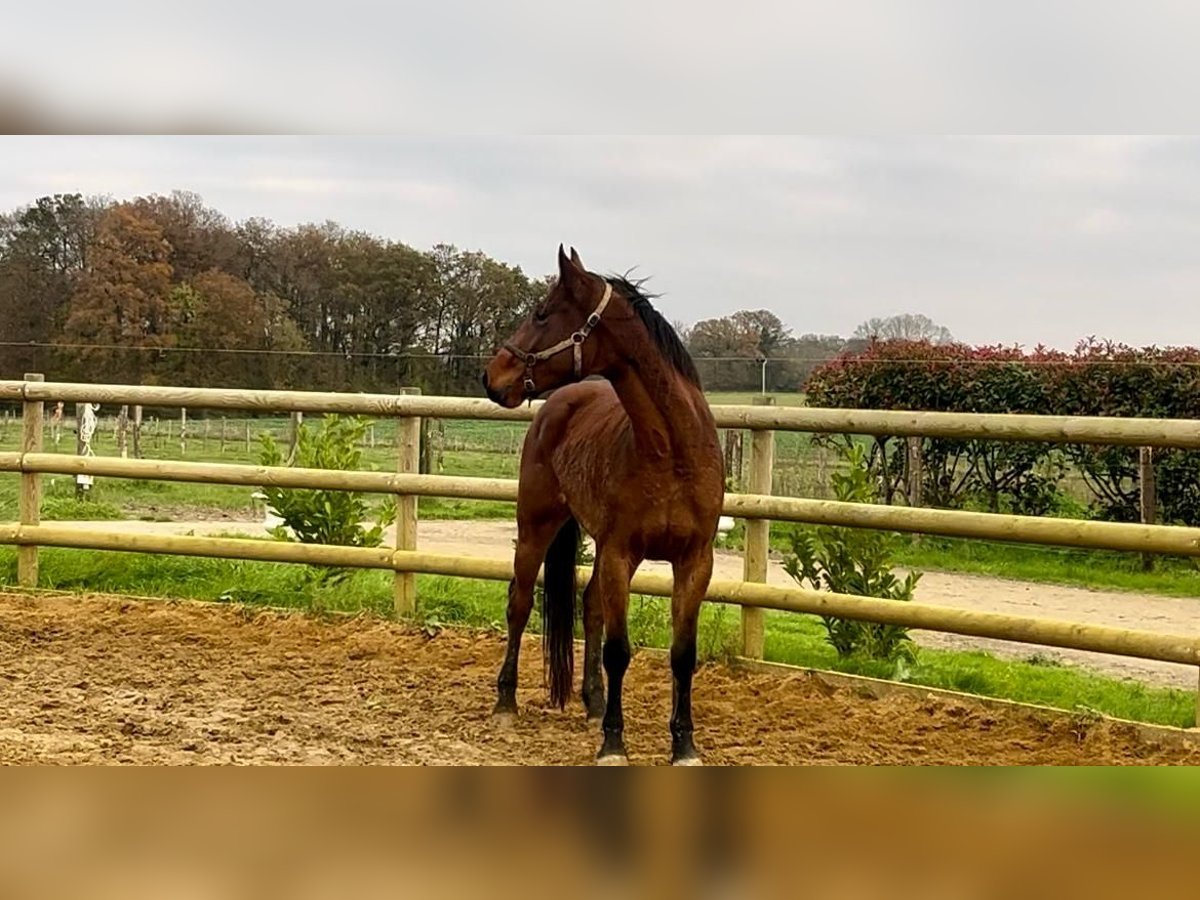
[504,280,613,396]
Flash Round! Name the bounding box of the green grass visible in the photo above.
[0,545,1192,729]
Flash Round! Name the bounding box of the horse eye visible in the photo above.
[534,308,548,322]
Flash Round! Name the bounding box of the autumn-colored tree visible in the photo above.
[58,205,174,383]
[129,191,240,282]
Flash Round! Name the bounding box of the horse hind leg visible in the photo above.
[580,575,605,721]
[668,550,713,765]
[494,513,567,723]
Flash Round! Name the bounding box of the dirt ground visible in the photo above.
[50,517,1200,689]
[0,591,1196,765]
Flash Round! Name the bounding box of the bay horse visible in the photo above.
[482,245,724,765]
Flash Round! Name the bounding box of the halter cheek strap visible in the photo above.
[504,281,613,395]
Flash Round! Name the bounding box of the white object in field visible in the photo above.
[717,516,735,536]
[76,402,99,489]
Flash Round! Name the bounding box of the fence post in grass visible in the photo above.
[179,407,188,457]
[288,411,303,465]
[132,405,142,458]
[1139,446,1156,572]
[742,398,776,660]
[18,373,44,588]
[394,387,422,617]
[116,405,129,459]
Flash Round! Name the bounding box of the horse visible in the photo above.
[482,245,724,765]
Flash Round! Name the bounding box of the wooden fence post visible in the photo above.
[394,388,422,616]
[179,407,188,457]
[723,429,744,491]
[18,373,44,588]
[288,411,303,464]
[1140,446,1156,572]
[116,405,129,459]
[742,426,775,659]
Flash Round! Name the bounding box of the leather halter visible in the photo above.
[504,280,613,396]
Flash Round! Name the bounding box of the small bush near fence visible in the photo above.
[783,444,918,669]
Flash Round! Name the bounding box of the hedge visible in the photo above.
[803,338,1200,525]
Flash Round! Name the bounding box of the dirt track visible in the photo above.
[1,591,1196,765]
[53,517,1200,689]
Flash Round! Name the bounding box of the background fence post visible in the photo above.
[742,420,775,659]
[288,411,303,464]
[1139,446,1156,572]
[394,387,422,616]
[18,373,44,588]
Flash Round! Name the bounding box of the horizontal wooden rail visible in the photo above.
[2,523,1197,668]
[0,453,520,502]
[6,452,1200,558]
[8,379,1200,447]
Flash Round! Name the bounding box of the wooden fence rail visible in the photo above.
[3,376,1200,724]
[4,452,1200,559]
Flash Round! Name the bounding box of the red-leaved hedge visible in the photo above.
[804,338,1200,524]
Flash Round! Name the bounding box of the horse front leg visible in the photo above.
[668,549,714,765]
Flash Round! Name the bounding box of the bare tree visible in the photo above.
[853,313,955,344]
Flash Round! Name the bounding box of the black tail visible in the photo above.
[542,517,580,709]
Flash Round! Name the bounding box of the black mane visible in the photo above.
[604,274,702,388]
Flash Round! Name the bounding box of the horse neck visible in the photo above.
[603,327,713,464]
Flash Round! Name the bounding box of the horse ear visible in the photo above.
[557,244,587,295]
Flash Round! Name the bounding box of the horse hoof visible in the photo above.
[492,711,517,729]
[596,754,629,766]
[671,756,704,766]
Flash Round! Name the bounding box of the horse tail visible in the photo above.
[542,516,580,709]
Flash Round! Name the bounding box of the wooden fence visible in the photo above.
[3,375,1200,722]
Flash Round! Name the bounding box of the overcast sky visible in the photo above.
[2,134,1198,351]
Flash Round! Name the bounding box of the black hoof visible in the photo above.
[598,730,627,764]
[671,734,700,765]
[583,693,605,722]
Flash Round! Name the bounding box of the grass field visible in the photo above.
[1,544,1191,728]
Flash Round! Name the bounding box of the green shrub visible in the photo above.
[783,443,919,666]
[258,415,394,584]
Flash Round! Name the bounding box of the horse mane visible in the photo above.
[604,273,702,388]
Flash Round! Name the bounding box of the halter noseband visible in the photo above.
[504,280,613,396]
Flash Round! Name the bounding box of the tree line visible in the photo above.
[0,190,955,395]
[0,192,549,394]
